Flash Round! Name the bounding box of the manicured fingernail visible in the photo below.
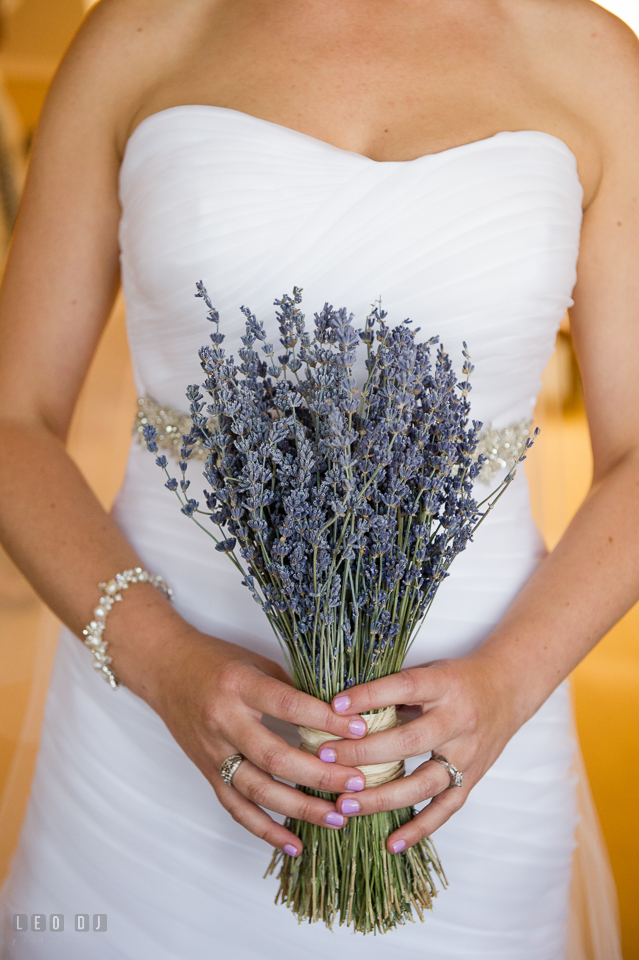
[283,844,299,857]
[391,839,406,854]
[319,747,336,763]
[348,719,367,737]
[345,776,365,792]
[325,812,345,827]
[333,695,350,713]
[341,798,360,815]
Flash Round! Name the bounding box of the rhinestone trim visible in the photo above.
[133,396,211,461]
[133,396,532,485]
[472,418,533,483]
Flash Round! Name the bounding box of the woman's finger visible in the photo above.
[214,775,305,855]
[334,759,451,816]
[386,784,468,853]
[319,711,457,767]
[248,674,368,739]
[330,666,443,716]
[232,759,347,829]
[230,719,367,794]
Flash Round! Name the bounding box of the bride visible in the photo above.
[0,0,635,956]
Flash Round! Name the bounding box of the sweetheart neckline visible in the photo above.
[122,102,581,175]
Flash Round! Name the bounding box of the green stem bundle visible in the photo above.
[266,790,446,934]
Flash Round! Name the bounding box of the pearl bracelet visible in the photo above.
[82,566,173,689]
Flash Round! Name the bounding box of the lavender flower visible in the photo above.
[146,285,530,700]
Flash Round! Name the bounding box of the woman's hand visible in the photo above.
[137,625,370,856]
[319,654,524,854]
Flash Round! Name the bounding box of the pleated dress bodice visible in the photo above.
[118,105,583,429]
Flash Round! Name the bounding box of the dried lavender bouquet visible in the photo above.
[143,284,532,935]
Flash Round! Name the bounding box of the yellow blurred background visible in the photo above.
[0,1,637,957]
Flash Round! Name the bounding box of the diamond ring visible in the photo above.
[220,753,245,786]
[431,752,464,789]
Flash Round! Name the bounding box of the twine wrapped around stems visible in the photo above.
[298,705,405,787]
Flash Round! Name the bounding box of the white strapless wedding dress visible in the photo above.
[1,107,584,959]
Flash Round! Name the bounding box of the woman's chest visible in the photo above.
[133,0,588,169]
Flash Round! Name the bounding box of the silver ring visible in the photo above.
[220,753,245,786]
[431,752,464,789]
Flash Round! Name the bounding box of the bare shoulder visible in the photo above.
[508,1,639,128]
[504,0,639,201]
[507,0,639,67]
[39,0,215,157]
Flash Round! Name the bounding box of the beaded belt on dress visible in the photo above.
[133,395,532,485]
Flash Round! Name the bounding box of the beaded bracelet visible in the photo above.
[82,566,173,689]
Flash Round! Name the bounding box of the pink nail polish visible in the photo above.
[391,839,406,854]
[333,695,350,713]
[283,844,298,857]
[348,718,367,737]
[325,812,345,827]
[341,798,360,815]
[345,776,365,792]
[319,747,336,763]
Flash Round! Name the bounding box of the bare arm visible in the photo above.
[0,0,367,854]
[0,11,129,632]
